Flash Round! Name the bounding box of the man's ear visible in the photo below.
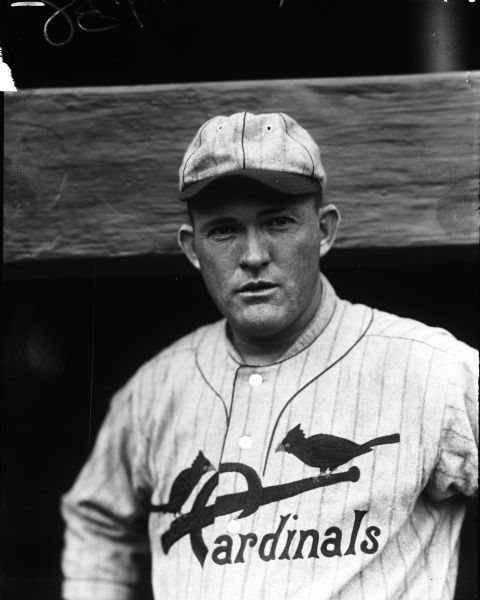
[178,223,201,270]
[318,204,341,258]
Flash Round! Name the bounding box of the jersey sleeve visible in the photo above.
[426,343,479,502]
[61,379,152,600]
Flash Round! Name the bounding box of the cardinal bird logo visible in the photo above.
[153,451,215,515]
[276,424,400,477]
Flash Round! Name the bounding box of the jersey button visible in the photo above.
[238,435,252,450]
[227,519,240,534]
[249,373,263,387]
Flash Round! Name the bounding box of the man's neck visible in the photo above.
[230,280,323,366]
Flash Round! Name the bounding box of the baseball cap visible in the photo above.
[178,112,326,201]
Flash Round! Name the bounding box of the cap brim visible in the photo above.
[179,169,322,201]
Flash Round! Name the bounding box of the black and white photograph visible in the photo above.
[2,1,479,599]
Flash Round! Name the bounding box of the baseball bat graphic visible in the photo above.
[160,463,360,562]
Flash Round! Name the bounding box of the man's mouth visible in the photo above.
[237,281,278,294]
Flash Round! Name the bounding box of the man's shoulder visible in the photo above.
[134,317,226,379]
[363,304,477,364]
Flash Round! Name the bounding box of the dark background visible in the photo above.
[2,0,479,599]
[1,0,480,88]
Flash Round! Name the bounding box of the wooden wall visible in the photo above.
[4,71,479,264]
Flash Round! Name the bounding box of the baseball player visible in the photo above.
[61,112,478,600]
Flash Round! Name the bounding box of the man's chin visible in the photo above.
[230,308,288,339]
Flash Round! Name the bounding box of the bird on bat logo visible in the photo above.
[276,424,400,477]
[153,451,215,515]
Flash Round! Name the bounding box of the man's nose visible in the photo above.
[239,230,270,270]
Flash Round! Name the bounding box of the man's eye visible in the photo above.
[209,226,236,237]
[267,217,293,228]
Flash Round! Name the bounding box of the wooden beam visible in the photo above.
[4,72,479,263]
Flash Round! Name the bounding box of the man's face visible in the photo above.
[182,184,327,340]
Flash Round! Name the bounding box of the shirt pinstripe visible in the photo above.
[61,276,478,600]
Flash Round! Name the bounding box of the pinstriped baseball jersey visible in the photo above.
[61,275,478,600]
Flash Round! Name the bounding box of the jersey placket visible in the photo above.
[215,365,275,528]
